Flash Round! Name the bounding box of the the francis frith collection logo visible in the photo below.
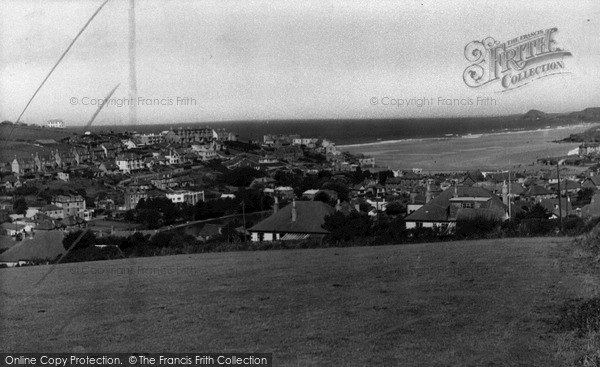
[463,28,572,91]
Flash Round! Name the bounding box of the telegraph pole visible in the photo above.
[241,200,246,242]
[556,162,563,232]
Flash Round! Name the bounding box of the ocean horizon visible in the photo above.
[88,117,586,147]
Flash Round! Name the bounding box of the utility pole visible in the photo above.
[241,200,246,242]
[508,162,512,219]
[556,162,563,232]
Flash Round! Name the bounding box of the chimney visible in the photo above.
[273,196,279,213]
[426,179,434,203]
[335,199,341,212]
[291,200,297,222]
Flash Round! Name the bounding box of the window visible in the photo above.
[462,202,473,209]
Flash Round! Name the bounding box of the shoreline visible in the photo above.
[337,122,597,149]
[340,122,598,171]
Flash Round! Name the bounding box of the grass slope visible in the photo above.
[1,237,598,366]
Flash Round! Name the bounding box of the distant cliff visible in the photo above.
[522,109,547,121]
[560,107,600,142]
[568,107,600,122]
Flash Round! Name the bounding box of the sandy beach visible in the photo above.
[340,123,598,172]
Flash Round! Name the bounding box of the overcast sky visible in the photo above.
[1,0,599,126]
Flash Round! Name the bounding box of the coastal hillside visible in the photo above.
[523,109,547,121]
[1,237,597,365]
[0,123,75,142]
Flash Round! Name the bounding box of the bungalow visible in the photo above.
[249,200,334,241]
[405,186,508,232]
[0,230,65,267]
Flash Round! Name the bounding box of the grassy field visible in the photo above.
[0,124,75,142]
[1,237,598,366]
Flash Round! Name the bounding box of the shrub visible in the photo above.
[577,221,600,257]
[455,215,502,239]
[558,297,600,336]
[517,218,557,236]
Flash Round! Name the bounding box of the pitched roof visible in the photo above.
[250,201,334,234]
[585,176,600,186]
[523,185,554,197]
[539,198,573,216]
[40,204,62,212]
[0,231,65,261]
[405,186,506,222]
[1,176,18,183]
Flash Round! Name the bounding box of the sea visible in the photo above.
[89,117,584,147]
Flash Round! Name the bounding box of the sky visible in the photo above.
[1,0,599,126]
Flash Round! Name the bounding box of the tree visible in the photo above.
[517,203,551,221]
[314,191,335,206]
[63,230,97,251]
[137,209,162,229]
[323,211,372,242]
[321,181,350,202]
[378,170,394,185]
[137,197,179,225]
[576,187,595,206]
[223,167,264,187]
[13,197,28,215]
[385,201,405,216]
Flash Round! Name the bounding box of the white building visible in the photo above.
[46,119,64,128]
[116,153,144,173]
[166,190,205,206]
[57,172,70,182]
